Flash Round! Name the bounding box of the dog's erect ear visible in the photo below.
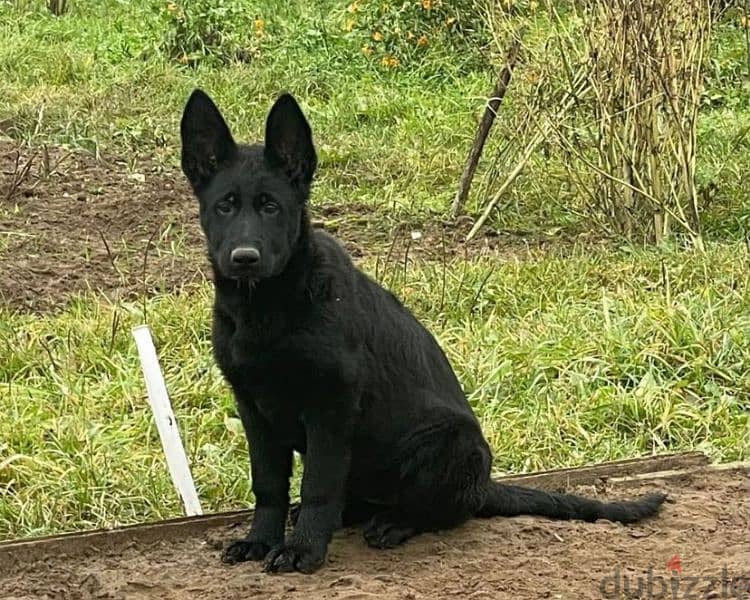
[264,94,317,186]
[180,89,237,190]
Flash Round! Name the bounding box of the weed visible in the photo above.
[161,0,267,66]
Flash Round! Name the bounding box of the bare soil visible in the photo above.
[0,140,585,313]
[1,465,748,600]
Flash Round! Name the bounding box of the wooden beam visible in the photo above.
[494,451,710,491]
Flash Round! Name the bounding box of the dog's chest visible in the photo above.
[229,322,256,366]
[221,325,308,450]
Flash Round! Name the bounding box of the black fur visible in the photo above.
[180,89,667,574]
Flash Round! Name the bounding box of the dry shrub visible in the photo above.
[472,0,714,247]
[577,0,713,247]
[47,0,68,15]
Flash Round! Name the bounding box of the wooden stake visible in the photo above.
[451,32,524,218]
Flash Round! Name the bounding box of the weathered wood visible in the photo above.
[451,32,524,218]
[0,509,251,570]
[609,460,750,487]
[495,451,710,491]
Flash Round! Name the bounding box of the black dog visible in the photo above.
[180,89,666,574]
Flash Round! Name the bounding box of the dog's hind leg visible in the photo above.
[363,419,492,549]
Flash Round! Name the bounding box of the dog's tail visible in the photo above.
[476,481,666,524]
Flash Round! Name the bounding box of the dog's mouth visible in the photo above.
[221,259,263,283]
[233,277,257,294]
[213,260,262,285]
[227,270,260,285]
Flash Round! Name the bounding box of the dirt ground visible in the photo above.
[0,139,583,313]
[1,465,748,600]
[0,138,600,312]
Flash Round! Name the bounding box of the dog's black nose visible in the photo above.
[230,247,260,266]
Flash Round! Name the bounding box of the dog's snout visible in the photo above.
[230,246,261,266]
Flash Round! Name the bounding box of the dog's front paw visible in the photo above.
[221,538,273,564]
[263,542,327,574]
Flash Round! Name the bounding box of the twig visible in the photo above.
[98,229,130,283]
[382,227,401,288]
[38,336,60,373]
[465,130,544,242]
[108,309,121,357]
[4,150,37,202]
[439,225,447,313]
[451,30,524,218]
[469,264,496,314]
[466,65,590,242]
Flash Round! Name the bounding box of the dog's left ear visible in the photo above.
[180,89,238,191]
[264,94,317,186]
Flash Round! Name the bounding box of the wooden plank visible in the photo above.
[0,451,711,568]
[494,451,710,491]
[609,460,750,487]
[0,510,251,570]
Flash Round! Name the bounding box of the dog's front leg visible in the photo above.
[223,399,293,564]
[264,409,351,574]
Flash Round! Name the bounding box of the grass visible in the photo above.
[1,1,750,540]
[0,0,490,221]
[2,244,750,539]
[1,1,746,233]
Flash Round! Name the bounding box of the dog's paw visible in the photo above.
[263,542,327,574]
[363,513,416,549]
[221,539,272,564]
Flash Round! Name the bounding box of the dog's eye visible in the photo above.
[261,201,280,215]
[216,197,235,215]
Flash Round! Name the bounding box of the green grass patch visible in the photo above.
[2,243,749,539]
[1,1,747,236]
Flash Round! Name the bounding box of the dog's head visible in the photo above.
[180,89,317,282]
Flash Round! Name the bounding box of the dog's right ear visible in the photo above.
[180,89,237,190]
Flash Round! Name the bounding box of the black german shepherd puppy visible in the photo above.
[180,89,666,574]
